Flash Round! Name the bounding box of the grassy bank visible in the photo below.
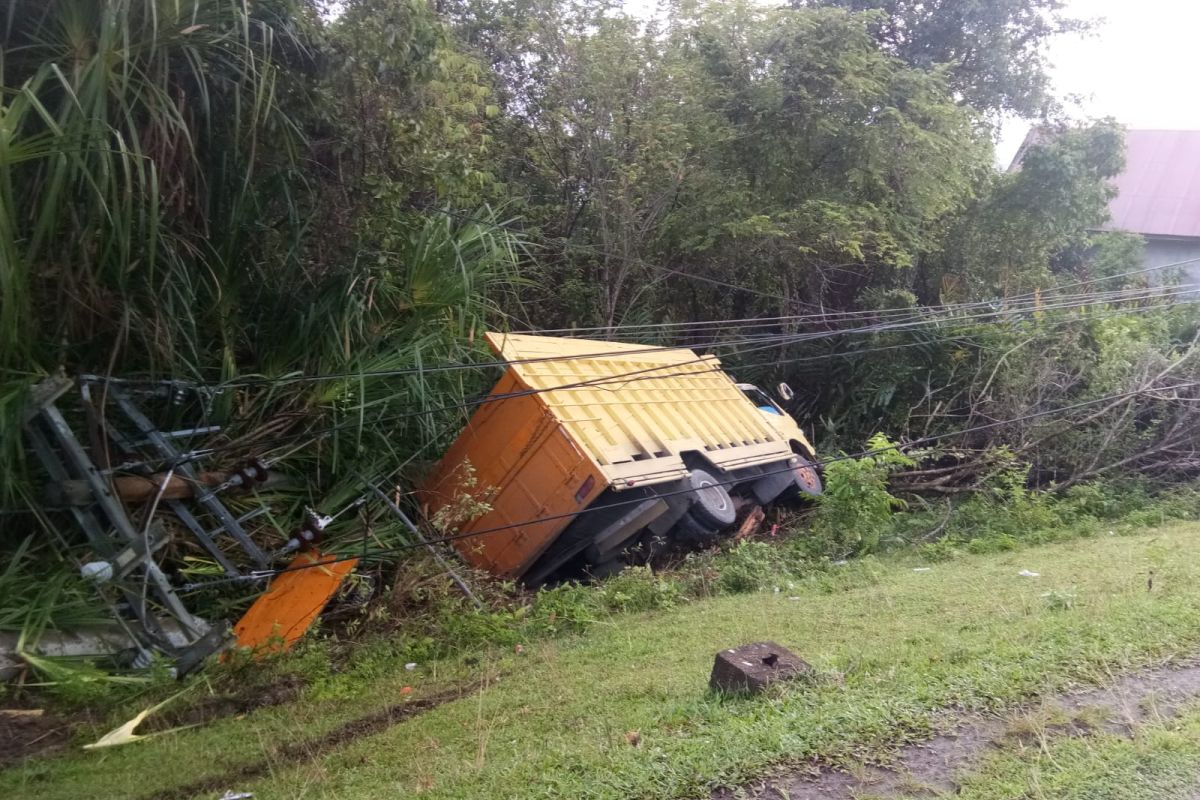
[6,521,1200,799]
[937,702,1200,800]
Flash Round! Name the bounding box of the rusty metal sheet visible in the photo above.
[231,550,357,655]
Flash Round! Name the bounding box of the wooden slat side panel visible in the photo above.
[501,337,791,481]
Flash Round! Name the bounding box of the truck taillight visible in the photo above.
[574,475,595,504]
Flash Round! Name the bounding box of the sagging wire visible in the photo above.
[174,378,1200,593]
[79,281,1200,389]
[90,288,1200,478]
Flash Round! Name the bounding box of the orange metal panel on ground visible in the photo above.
[231,550,357,655]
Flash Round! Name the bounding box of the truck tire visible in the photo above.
[788,454,823,498]
[673,510,721,547]
[687,468,737,530]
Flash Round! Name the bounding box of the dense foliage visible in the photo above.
[4,0,1200,651]
[5,0,1190,470]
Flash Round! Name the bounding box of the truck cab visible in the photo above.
[736,383,815,458]
[737,382,822,500]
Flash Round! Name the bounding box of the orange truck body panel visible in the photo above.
[420,369,606,578]
[419,332,798,579]
[232,550,357,654]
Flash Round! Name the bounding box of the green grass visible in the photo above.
[8,523,1200,799]
[924,702,1200,800]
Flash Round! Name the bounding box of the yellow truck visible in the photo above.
[419,332,821,585]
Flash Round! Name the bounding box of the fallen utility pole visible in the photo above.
[23,377,222,674]
[50,471,233,506]
[16,377,299,676]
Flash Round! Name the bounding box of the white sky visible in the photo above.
[997,0,1200,165]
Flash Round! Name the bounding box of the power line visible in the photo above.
[732,300,1196,373]
[98,290,1200,474]
[76,202,1200,389]
[527,281,1198,338]
[429,205,1200,314]
[100,327,831,473]
[530,285,1194,339]
[83,282,1200,390]
[176,378,1200,592]
[428,205,1200,328]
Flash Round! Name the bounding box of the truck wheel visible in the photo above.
[789,454,823,498]
[687,468,737,530]
[587,558,627,580]
[673,511,720,547]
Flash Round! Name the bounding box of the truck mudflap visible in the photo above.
[750,459,798,505]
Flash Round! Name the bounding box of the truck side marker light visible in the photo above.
[575,475,596,504]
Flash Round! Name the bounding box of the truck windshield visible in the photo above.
[741,387,783,415]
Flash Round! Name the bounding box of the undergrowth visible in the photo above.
[209,478,1199,709]
[10,465,1200,715]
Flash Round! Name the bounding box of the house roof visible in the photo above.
[1103,129,1200,239]
[1009,128,1200,239]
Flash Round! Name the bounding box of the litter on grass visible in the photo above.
[83,687,197,750]
[1018,569,1041,578]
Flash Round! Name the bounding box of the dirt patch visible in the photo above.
[141,680,481,800]
[142,672,307,733]
[0,707,86,768]
[714,662,1200,800]
[0,670,305,771]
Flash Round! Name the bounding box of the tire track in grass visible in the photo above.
[715,661,1200,799]
[142,679,484,800]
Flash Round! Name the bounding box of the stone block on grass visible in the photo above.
[709,641,811,694]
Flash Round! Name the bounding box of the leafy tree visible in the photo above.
[455,0,994,328]
[919,120,1125,300]
[662,3,991,313]
[0,0,316,372]
[0,0,523,505]
[798,0,1089,117]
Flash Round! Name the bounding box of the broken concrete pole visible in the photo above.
[0,624,195,681]
[709,641,811,693]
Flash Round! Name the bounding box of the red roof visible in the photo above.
[1104,130,1200,239]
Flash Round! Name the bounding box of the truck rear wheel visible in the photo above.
[687,468,737,530]
[673,511,721,547]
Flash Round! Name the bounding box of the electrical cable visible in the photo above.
[530,257,1200,338]
[97,290,1200,475]
[81,283,1200,390]
[527,286,1191,339]
[731,300,1197,372]
[425,206,1200,315]
[176,378,1200,592]
[71,193,1200,388]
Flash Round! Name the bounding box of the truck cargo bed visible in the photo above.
[418,333,795,579]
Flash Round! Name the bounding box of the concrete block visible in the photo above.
[709,641,811,693]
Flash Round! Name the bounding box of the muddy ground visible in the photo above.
[0,707,85,768]
[714,662,1200,799]
[140,678,483,800]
